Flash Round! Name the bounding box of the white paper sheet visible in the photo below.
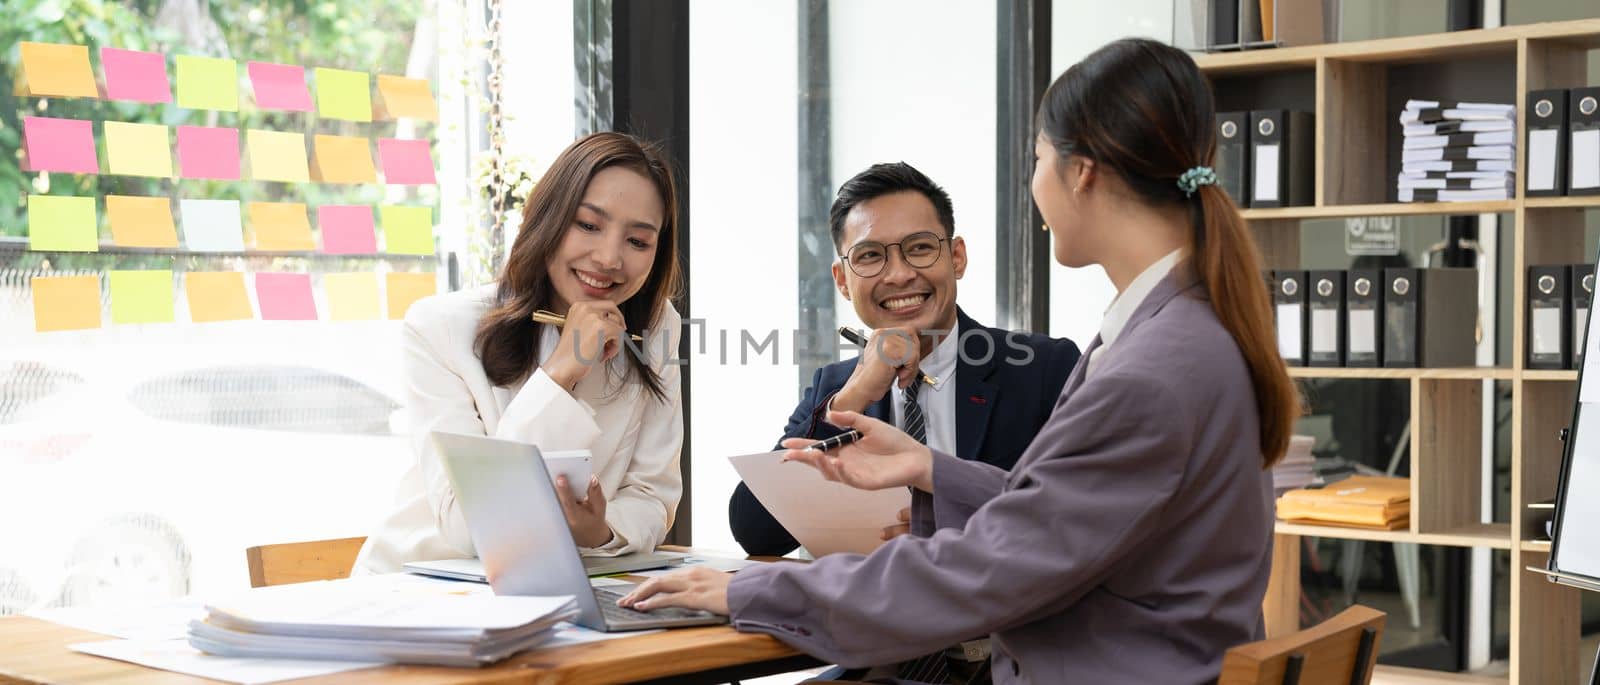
[1348,310,1376,355]
[540,622,661,648]
[631,555,758,578]
[1311,309,1338,354]
[1529,129,1559,191]
[29,597,205,641]
[1573,129,1600,190]
[1533,307,1563,355]
[1254,144,1280,202]
[728,450,910,557]
[70,639,380,685]
[1276,303,1302,360]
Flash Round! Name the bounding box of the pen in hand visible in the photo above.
[836,327,938,386]
[532,309,645,342]
[803,429,862,453]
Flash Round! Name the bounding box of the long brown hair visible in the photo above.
[1037,38,1299,468]
[474,132,681,401]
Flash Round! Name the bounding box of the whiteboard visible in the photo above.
[1552,262,1600,591]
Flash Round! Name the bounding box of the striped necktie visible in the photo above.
[902,376,928,444]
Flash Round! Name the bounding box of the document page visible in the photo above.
[729,450,910,557]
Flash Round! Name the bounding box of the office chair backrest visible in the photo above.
[1219,605,1386,685]
[244,536,367,588]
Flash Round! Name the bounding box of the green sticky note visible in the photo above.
[176,55,239,111]
[380,205,435,255]
[109,270,176,324]
[315,68,372,122]
[28,195,99,252]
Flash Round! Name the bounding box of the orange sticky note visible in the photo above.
[31,275,101,332]
[323,272,381,320]
[386,272,436,320]
[248,202,315,251]
[185,272,254,323]
[311,134,377,183]
[106,195,178,248]
[17,42,98,99]
[246,129,310,183]
[375,75,437,121]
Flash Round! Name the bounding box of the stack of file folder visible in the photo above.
[1399,100,1516,203]
[186,575,578,667]
[1276,475,1411,530]
[1271,435,1316,496]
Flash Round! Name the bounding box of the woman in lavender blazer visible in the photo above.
[621,38,1302,685]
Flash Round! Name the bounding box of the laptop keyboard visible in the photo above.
[592,588,711,623]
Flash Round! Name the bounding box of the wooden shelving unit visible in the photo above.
[1196,20,1600,684]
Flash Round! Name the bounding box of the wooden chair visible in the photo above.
[244,536,367,588]
[1219,605,1386,685]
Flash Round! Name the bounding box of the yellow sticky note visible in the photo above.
[106,195,178,248]
[324,272,381,320]
[248,202,315,251]
[311,134,377,183]
[380,205,434,255]
[28,195,98,252]
[32,275,101,332]
[386,272,436,320]
[109,270,175,324]
[315,68,372,122]
[18,42,98,98]
[185,272,254,323]
[103,121,173,178]
[246,129,310,183]
[175,55,239,111]
[375,75,437,121]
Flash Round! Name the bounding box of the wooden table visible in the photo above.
[0,615,821,684]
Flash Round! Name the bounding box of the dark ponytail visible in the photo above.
[1037,38,1300,468]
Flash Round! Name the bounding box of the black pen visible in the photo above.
[837,327,938,386]
[805,429,863,452]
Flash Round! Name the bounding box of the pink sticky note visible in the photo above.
[255,273,317,320]
[377,138,436,185]
[247,62,312,112]
[176,126,241,180]
[101,48,171,103]
[318,205,377,254]
[22,117,98,174]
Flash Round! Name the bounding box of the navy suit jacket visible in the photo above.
[728,309,1081,555]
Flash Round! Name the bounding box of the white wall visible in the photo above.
[499,1,579,183]
[688,0,800,553]
[828,1,997,334]
[1046,0,1172,344]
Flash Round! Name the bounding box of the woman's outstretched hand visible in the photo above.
[779,410,935,493]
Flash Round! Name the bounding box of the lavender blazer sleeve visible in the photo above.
[726,274,1276,684]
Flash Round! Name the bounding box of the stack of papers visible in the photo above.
[186,575,578,668]
[1276,475,1412,530]
[1271,435,1316,496]
[1398,100,1516,202]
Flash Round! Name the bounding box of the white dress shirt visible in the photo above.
[889,324,960,455]
[1086,249,1186,378]
[355,285,683,574]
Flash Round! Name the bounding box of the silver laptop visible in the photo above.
[406,550,689,580]
[428,431,725,631]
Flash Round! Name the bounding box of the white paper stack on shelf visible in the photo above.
[1271,435,1317,497]
[1398,99,1516,202]
[186,575,578,668]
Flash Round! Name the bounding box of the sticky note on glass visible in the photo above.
[28,195,98,252]
[380,205,434,255]
[256,273,317,320]
[318,204,377,254]
[387,272,436,320]
[32,275,101,332]
[18,42,98,99]
[247,61,312,112]
[185,272,254,323]
[103,121,173,178]
[315,68,372,122]
[311,134,376,183]
[22,116,98,174]
[102,48,171,103]
[378,138,436,185]
[106,195,178,248]
[176,125,240,180]
[109,270,175,325]
[323,272,381,320]
[375,75,436,121]
[175,55,238,111]
[179,199,245,252]
[248,202,315,251]
[246,129,310,183]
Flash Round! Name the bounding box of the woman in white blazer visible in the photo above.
[357,132,684,573]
